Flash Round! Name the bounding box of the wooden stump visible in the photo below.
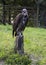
[14,33,24,55]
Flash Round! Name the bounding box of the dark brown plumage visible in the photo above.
[12,11,28,37]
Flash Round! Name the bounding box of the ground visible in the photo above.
[0,24,46,65]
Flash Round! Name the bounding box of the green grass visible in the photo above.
[0,24,46,64]
[24,27,46,56]
[0,24,14,59]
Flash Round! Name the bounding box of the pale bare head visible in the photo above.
[22,8,28,16]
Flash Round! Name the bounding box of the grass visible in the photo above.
[0,24,46,64]
[24,27,46,56]
[0,24,14,59]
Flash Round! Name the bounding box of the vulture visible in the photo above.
[12,8,28,37]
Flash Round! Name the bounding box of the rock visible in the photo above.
[0,61,5,65]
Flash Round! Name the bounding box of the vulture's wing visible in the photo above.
[12,13,23,37]
[16,15,28,32]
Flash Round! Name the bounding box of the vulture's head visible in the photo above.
[22,8,28,16]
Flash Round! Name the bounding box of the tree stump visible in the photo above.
[14,32,24,55]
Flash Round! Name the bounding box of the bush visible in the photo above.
[5,54,31,65]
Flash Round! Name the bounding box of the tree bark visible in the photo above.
[8,5,11,24]
[2,0,6,25]
[36,4,39,27]
[14,32,24,55]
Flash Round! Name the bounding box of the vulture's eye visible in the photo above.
[23,11,26,13]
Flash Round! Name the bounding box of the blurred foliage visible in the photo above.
[0,0,46,6]
[0,0,46,26]
[36,58,46,65]
[5,54,31,65]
